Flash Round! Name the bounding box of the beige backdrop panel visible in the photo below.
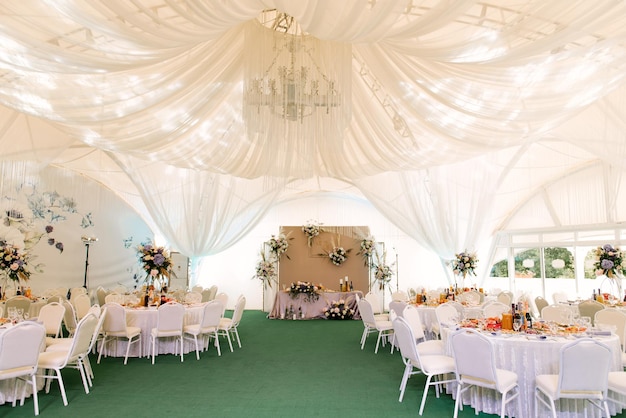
[278,226,370,292]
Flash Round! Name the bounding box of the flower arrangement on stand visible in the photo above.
[302,221,322,247]
[451,250,478,290]
[593,244,624,299]
[0,243,31,283]
[372,250,394,290]
[137,242,172,285]
[253,249,277,288]
[357,237,375,266]
[288,281,320,302]
[323,299,355,320]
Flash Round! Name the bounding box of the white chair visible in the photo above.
[534,296,549,318]
[214,292,229,315]
[150,301,185,364]
[207,285,218,301]
[37,301,66,339]
[496,291,513,306]
[184,291,202,304]
[535,338,611,417]
[201,288,213,302]
[434,303,460,331]
[61,300,77,338]
[552,291,569,304]
[218,296,246,352]
[594,309,626,367]
[388,301,408,318]
[5,295,31,314]
[541,304,573,323]
[72,293,92,321]
[96,286,107,306]
[457,290,481,306]
[112,285,128,294]
[401,305,444,356]
[365,292,388,320]
[357,299,393,353]
[191,285,203,293]
[450,328,520,418]
[0,321,46,415]
[392,317,456,413]
[483,301,511,319]
[104,292,125,305]
[69,286,86,302]
[577,299,604,325]
[390,290,408,302]
[184,301,223,359]
[37,313,98,405]
[98,303,142,365]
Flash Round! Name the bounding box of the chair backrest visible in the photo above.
[208,285,218,301]
[0,321,45,373]
[594,309,626,348]
[389,301,408,317]
[101,303,128,334]
[87,303,101,318]
[112,285,128,294]
[6,295,31,313]
[201,289,212,302]
[62,300,78,334]
[450,328,500,391]
[496,291,513,306]
[200,301,223,329]
[402,304,426,340]
[534,296,549,316]
[73,293,92,320]
[483,302,511,319]
[541,304,572,323]
[577,300,605,326]
[231,296,246,326]
[552,291,569,304]
[96,287,107,306]
[364,292,383,314]
[88,306,107,352]
[392,317,420,364]
[391,291,408,302]
[105,292,125,305]
[191,285,203,293]
[68,313,99,360]
[156,302,185,332]
[435,302,461,328]
[37,301,66,336]
[184,291,202,304]
[47,295,65,304]
[357,299,377,326]
[556,338,611,397]
[214,293,228,310]
[69,287,87,301]
[457,291,481,305]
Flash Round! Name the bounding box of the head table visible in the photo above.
[269,290,363,320]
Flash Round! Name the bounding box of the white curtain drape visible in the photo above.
[0,1,625,266]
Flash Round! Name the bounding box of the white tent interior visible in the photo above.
[1,1,626,308]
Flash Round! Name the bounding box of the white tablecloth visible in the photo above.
[442,329,624,417]
[99,304,204,358]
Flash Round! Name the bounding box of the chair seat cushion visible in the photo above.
[416,354,456,375]
[609,371,626,393]
[417,340,445,356]
[46,339,72,352]
[151,328,182,337]
[46,336,71,347]
[38,350,70,369]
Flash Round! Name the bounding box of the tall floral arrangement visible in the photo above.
[302,221,322,247]
[372,250,393,289]
[137,242,172,281]
[0,243,31,282]
[357,237,375,266]
[594,244,624,278]
[253,249,277,287]
[288,281,320,302]
[451,251,478,278]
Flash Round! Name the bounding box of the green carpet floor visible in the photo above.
[3,310,626,417]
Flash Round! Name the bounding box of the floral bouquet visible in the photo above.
[328,246,350,266]
[0,243,31,282]
[451,251,478,278]
[594,244,624,278]
[357,238,375,265]
[253,249,277,287]
[137,242,172,281]
[267,233,291,259]
[288,281,320,302]
[323,299,355,320]
[302,221,322,247]
[372,250,394,289]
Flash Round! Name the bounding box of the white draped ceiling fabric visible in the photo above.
[1,1,626,273]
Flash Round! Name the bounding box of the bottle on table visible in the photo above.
[298,306,303,319]
[525,311,532,330]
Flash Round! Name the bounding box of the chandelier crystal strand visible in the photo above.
[243,19,351,178]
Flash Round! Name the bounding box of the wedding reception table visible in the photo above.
[442,329,624,417]
[99,304,204,358]
[269,291,363,319]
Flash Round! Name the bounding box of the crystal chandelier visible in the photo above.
[243,13,351,145]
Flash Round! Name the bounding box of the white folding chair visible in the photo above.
[357,299,393,353]
[218,296,246,352]
[150,301,185,364]
[183,301,223,359]
[98,303,142,365]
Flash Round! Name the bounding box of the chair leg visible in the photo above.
[453,383,462,418]
[125,337,133,365]
[179,336,184,362]
[233,328,241,348]
[77,359,90,394]
[193,335,200,360]
[398,363,412,402]
[419,375,434,415]
[375,331,382,353]
[31,375,39,416]
[214,332,221,356]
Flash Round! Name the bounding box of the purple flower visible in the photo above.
[48,238,55,245]
[603,244,615,252]
[45,225,53,233]
[601,259,614,270]
[55,242,64,253]
[153,253,165,266]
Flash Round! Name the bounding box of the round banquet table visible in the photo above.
[99,304,204,359]
[441,328,625,418]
